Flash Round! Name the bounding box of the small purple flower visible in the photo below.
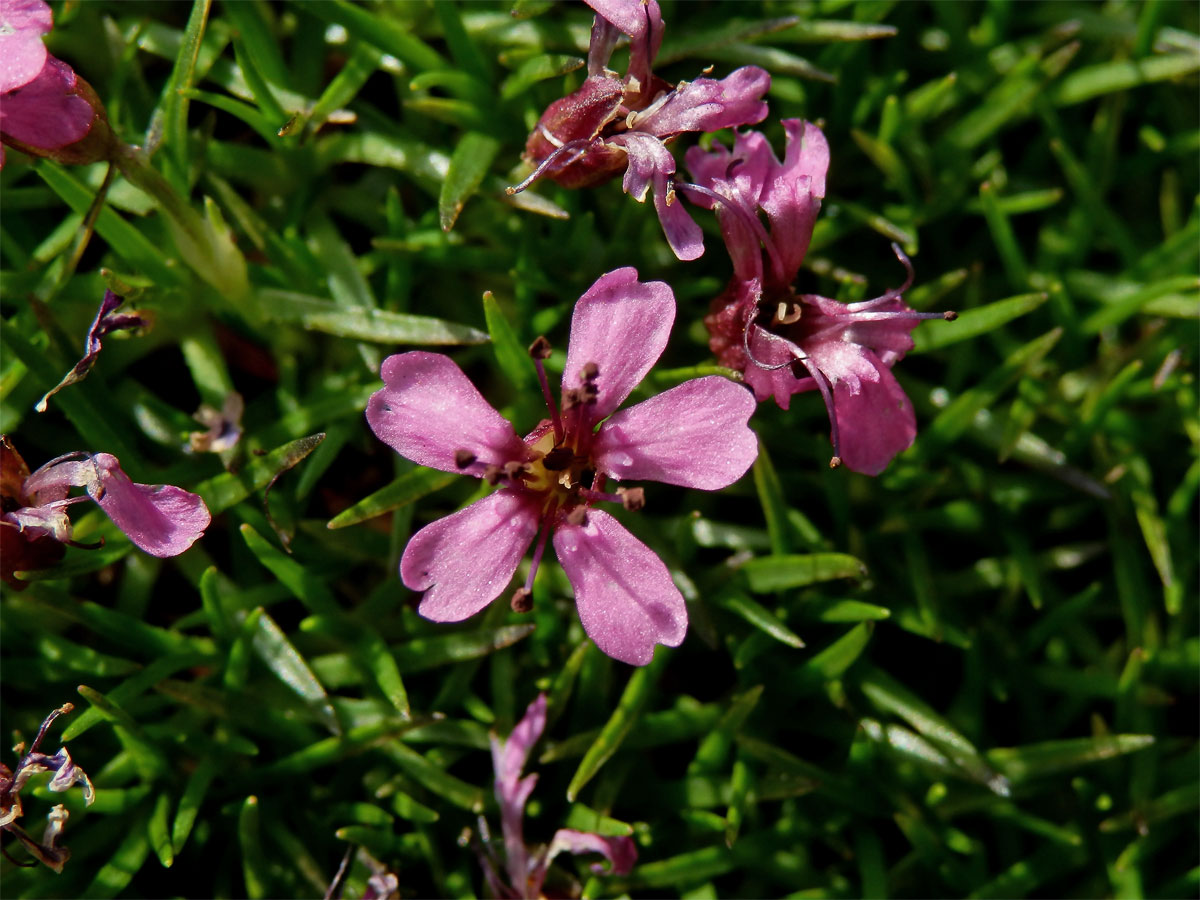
[476,694,636,898]
[681,120,954,475]
[1,440,211,581]
[367,268,758,665]
[0,0,112,169]
[508,0,769,261]
[0,703,95,872]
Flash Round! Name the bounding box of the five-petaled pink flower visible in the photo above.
[477,694,636,898]
[508,0,770,261]
[681,120,954,475]
[0,0,111,169]
[1,439,211,587]
[367,268,758,665]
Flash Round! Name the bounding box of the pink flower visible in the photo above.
[681,121,954,475]
[477,694,636,898]
[508,0,769,261]
[0,0,111,169]
[1,442,211,577]
[366,268,758,665]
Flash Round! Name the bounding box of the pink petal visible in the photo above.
[760,120,828,284]
[612,131,673,203]
[804,343,916,476]
[367,352,528,473]
[584,0,663,91]
[0,57,94,151]
[563,268,674,419]
[653,175,704,261]
[637,66,769,136]
[88,454,210,557]
[553,509,686,665]
[684,131,773,279]
[546,829,637,875]
[22,453,92,503]
[3,503,74,543]
[0,0,52,93]
[401,490,540,622]
[491,693,547,888]
[593,376,757,490]
[741,325,805,409]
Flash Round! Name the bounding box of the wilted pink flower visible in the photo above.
[508,0,769,261]
[0,703,95,872]
[0,0,113,169]
[476,694,636,898]
[682,120,954,475]
[36,290,147,413]
[1,440,210,582]
[367,268,757,665]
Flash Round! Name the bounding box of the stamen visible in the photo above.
[617,487,645,510]
[27,704,73,757]
[529,337,564,443]
[850,242,916,311]
[506,139,594,194]
[565,506,589,527]
[502,461,528,481]
[774,302,802,325]
[542,447,574,471]
[482,464,504,486]
[741,315,803,372]
[794,356,842,468]
[579,361,599,382]
[510,588,533,613]
[454,449,477,469]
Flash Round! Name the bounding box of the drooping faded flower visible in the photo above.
[0,703,95,872]
[1,437,211,587]
[508,0,769,261]
[0,0,114,169]
[366,268,757,665]
[681,120,954,475]
[474,694,636,898]
[36,290,148,413]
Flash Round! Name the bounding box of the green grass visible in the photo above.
[1,1,1196,897]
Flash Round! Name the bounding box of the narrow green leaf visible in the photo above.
[794,622,874,688]
[987,735,1155,783]
[241,524,338,616]
[195,433,325,514]
[742,553,866,592]
[690,685,764,775]
[715,594,805,648]
[483,291,532,389]
[385,742,484,812]
[148,790,175,867]
[162,0,212,183]
[563,803,634,837]
[239,796,268,899]
[393,624,536,673]
[806,599,892,622]
[63,652,213,740]
[977,181,1031,290]
[327,467,457,529]
[85,806,153,898]
[752,441,791,556]
[921,328,1062,455]
[249,607,339,734]
[912,292,1047,352]
[500,54,585,100]
[307,0,445,72]
[567,653,664,801]
[1052,53,1200,106]
[440,132,500,232]
[172,755,219,854]
[256,289,487,344]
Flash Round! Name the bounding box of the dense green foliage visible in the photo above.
[1,1,1196,897]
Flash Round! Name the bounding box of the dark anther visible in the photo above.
[579,361,599,382]
[528,336,552,359]
[943,310,958,321]
[510,588,533,613]
[483,464,504,485]
[581,382,599,404]
[503,461,528,481]
[618,487,645,511]
[455,449,477,469]
[562,387,583,409]
[543,446,574,471]
[565,506,589,526]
